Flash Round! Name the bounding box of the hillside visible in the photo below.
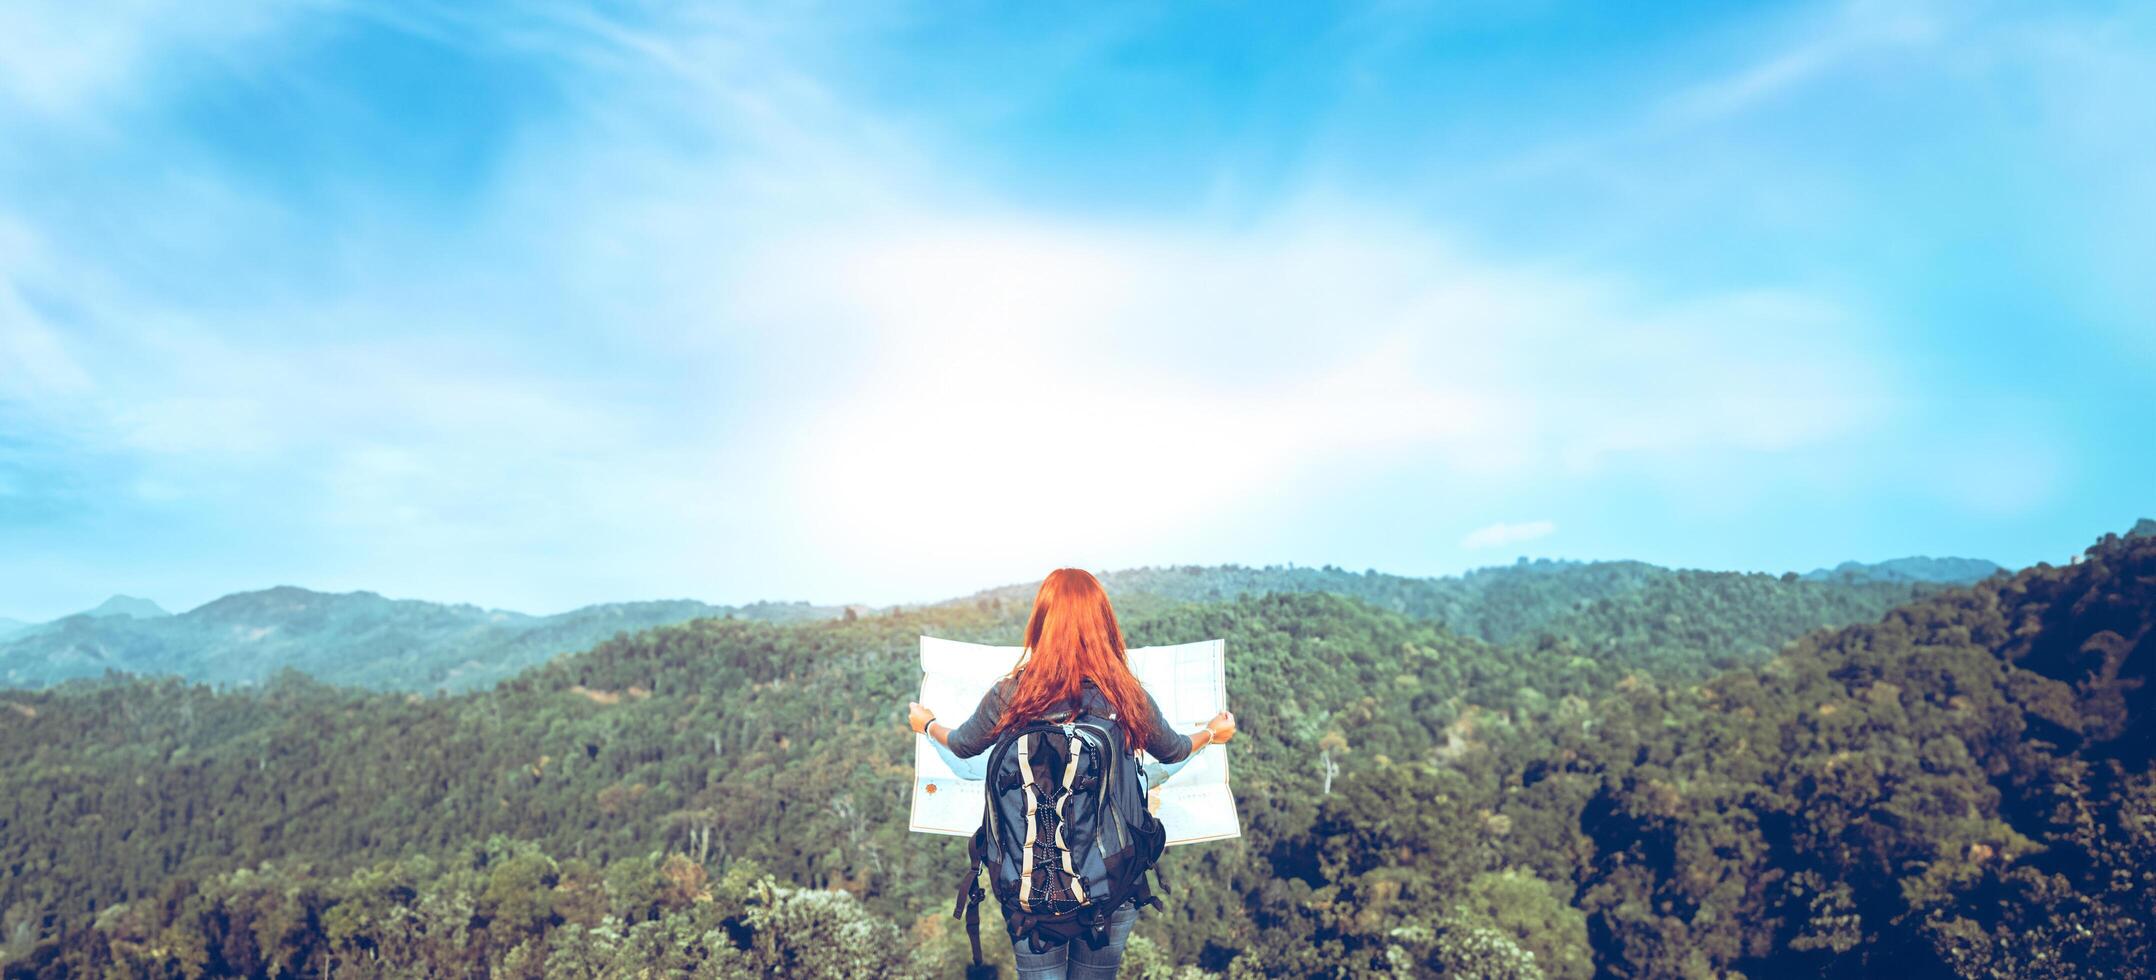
[0,596,169,642]
[0,557,1960,697]
[1800,556,2005,584]
[954,559,1665,640]
[1,532,2146,977]
[1264,525,2156,976]
[1526,569,1943,678]
[0,587,843,692]
[973,557,1950,655]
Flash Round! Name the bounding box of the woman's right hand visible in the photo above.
[1206,710,1236,743]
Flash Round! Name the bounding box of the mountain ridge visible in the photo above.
[86,595,170,619]
[1799,555,2005,584]
[0,553,2005,695]
[0,586,844,693]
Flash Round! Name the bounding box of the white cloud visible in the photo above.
[0,0,290,117]
[743,201,1895,582]
[0,1,1954,613]
[0,220,96,402]
[1461,520,1558,550]
[0,290,93,402]
[1660,0,1943,125]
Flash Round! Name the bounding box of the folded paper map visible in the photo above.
[909,636,1241,846]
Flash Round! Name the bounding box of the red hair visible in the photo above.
[995,568,1153,748]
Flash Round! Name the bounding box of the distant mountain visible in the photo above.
[959,557,1940,662]
[1799,555,2003,584]
[0,596,169,640]
[85,595,171,619]
[2129,516,2156,539]
[0,551,1981,696]
[955,558,1669,643]
[0,586,843,693]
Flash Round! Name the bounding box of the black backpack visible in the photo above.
[952,700,1169,971]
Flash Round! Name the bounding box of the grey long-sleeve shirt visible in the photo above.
[943,674,1192,764]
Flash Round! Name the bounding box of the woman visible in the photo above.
[909,567,1235,980]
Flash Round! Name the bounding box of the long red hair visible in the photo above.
[995,568,1153,748]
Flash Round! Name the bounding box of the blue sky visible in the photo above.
[1,0,2151,621]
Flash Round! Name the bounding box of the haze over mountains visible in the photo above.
[0,589,844,692]
[1798,555,2006,583]
[0,597,166,642]
[0,553,2002,694]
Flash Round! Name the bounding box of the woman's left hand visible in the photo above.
[907,702,936,734]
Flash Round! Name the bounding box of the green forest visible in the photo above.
[0,589,843,693]
[2,529,2150,978]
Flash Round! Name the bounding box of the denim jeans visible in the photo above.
[1011,900,1141,980]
